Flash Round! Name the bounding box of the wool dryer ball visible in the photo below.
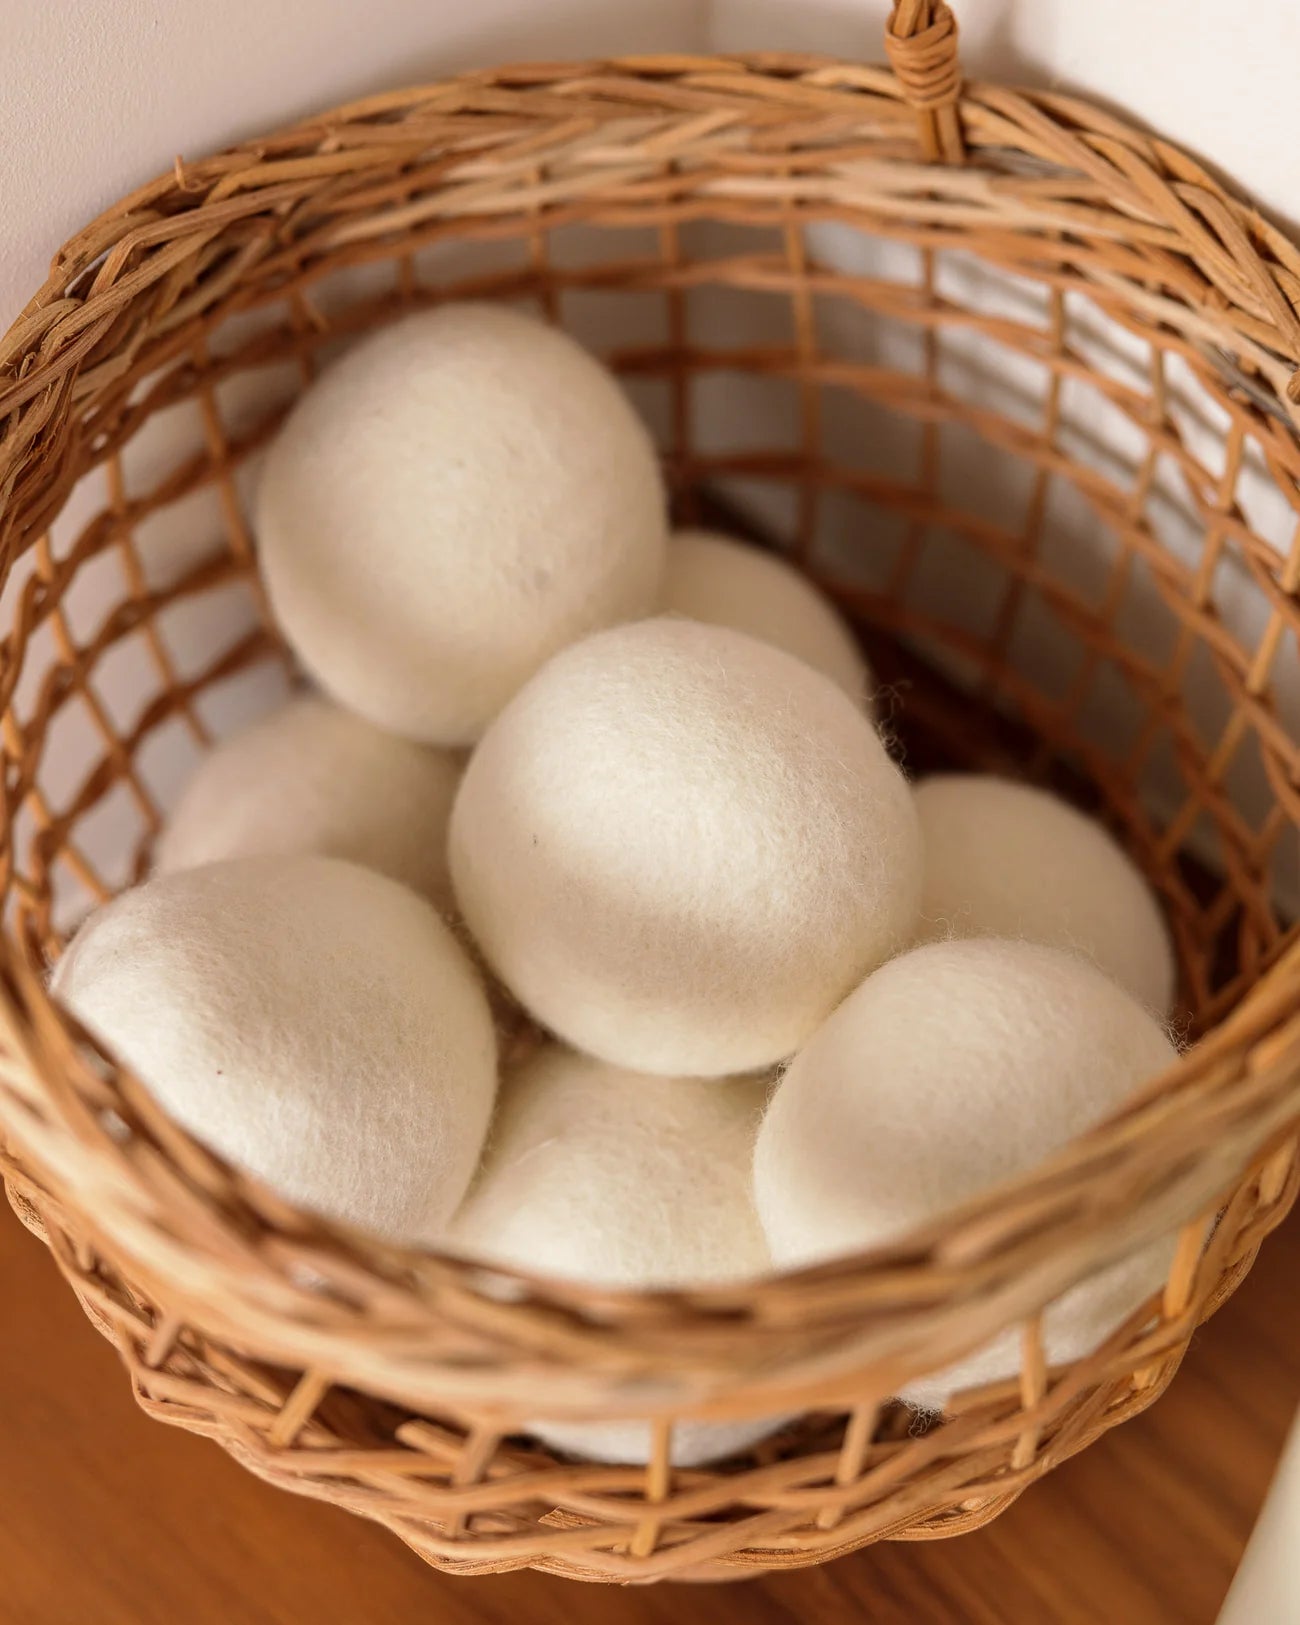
[448,1046,771,1287]
[52,855,497,1243]
[257,303,668,745]
[662,528,874,711]
[449,617,923,1076]
[446,1043,784,1466]
[914,774,1175,1013]
[156,694,462,913]
[753,937,1181,1410]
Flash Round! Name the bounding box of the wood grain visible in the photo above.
[1,1201,1295,1625]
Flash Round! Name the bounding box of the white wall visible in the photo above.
[711,0,1300,228]
[2,0,704,325]
[4,0,1300,921]
[6,0,1299,330]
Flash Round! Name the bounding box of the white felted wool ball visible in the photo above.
[449,616,923,1076]
[663,528,874,711]
[445,1044,781,1465]
[447,1046,770,1286]
[257,303,667,745]
[754,938,1179,1410]
[523,1415,785,1470]
[155,695,461,912]
[52,855,497,1242]
[915,774,1175,1014]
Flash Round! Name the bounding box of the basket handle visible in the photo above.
[886,0,966,163]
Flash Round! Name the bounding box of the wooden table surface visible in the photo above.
[3,1201,1297,1625]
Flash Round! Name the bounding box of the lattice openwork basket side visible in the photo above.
[2,2,1300,1584]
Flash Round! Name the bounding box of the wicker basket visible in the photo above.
[2,1,1300,1583]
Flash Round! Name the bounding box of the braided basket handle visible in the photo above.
[886,0,965,163]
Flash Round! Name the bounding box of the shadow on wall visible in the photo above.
[6,0,1300,926]
[704,0,1300,910]
[710,0,1300,236]
[0,0,700,927]
[710,0,1024,86]
[0,0,703,327]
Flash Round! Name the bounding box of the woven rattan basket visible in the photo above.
[3,2,1300,1583]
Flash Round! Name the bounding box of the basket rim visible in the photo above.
[6,50,1300,419]
[1,50,1300,1403]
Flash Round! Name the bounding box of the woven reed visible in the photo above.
[2,1,1300,1582]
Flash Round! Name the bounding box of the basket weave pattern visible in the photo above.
[2,5,1300,1581]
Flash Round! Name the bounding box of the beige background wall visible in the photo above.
[6,0,1298,330]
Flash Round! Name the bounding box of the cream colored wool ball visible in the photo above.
[754,938,1180,1410]
[156,695,461,912]
[257,303,668,745]
[914,774,1175,1014]
[663,528,873,710]
[52,855,497,1242]
[446,1044,781,1465]
[447,1046,771,1287]
[449,617,923,1076]
[523,1415,785,1470]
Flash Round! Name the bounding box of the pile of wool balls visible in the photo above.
[53,303,1180,1465]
